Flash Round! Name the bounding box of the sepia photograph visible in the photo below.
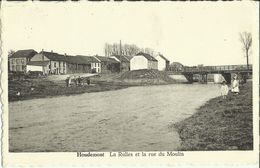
[1,2,258,165]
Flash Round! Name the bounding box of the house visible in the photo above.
[27,51,102,74]
[155,54,170,71]
[94,56,120,73]
[66,55,100,73]
[110,55,132,72]
[9,49,37,72]
[28,51,66,74]
[130,52,158,71]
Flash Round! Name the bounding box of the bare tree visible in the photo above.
[104,42,155,57]
[239,31,252,69]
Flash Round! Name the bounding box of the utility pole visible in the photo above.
[120,40,122,73]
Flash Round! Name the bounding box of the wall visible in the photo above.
[66,63,92,74]
[100,62,120,73]
[49,61,66,74]
[156,56,166,71]
[26,65,43,72]
[148,60,158,70]
[9,57,27,72]
[130,56,148,70]
[30,53,49,61]
[91,63,101,73]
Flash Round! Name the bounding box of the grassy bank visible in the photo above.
[8,70,178,102]
[174,81,253,150]
[8,78,130,102]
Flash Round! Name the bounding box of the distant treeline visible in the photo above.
[104,42,155,57]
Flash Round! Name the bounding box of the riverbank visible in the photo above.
[174,81,253,150]
[8,70,178,102]
[8,78,129,102]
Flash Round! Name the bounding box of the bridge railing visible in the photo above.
[182,64,252,73]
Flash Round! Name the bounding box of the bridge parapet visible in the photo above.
[183,64,252,73]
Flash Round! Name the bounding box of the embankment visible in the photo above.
[8,70,179,101]
[174,81,253,150]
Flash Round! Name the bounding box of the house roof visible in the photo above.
[66,55,100,64]
[40,51,65,61]
[135,52,158,62]
[158,54,170,62]
[27,61,50,66]
[124,55,133,61]
[95,56,119,63]
[9,49,37,59]
[110,55,130,63]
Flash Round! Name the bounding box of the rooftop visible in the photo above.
[158,54,170,62]
[110,55,131,62]
[95,56,119,63]
[135,52,158,62]
[9,49,37,59]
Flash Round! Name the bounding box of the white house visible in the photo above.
[155,54,170,71]
[130,52,158,71]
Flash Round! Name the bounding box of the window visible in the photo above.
[54,63,56,67]
[16,65,21,71]
[12,65,15,71]
[16,59,21,64]
[21,59,25,64]
[22,65,26,71]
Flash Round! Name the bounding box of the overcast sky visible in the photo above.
[2,2,258,66]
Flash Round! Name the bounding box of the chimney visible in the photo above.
[51,50,53,53]
[64,53,67,57]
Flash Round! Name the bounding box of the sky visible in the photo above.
[1,2,258,66]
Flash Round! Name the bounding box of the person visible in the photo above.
[65,77,71,87]
[74,76,78,86]
[86,77,90,85]
[220,81,229,99]
[231,75,239,94]
[78,76,82,86]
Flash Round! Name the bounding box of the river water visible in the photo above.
[9,84,220,152]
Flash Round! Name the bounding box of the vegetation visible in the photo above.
[8,70,179,101]
[104,42,155,57]
[174,81,253,150]
[239,31,252,70]
[119,69,176,84]
[8,76,128,102]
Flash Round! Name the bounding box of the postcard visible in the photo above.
[1,1,259,167]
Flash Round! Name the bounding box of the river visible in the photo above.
[9,84,220,152]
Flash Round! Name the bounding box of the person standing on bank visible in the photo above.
[231,75,240,94]
[220,81,229,99]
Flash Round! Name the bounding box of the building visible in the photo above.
[28,51,66,74]
[130,52,158,71]
[155,54,170,71]
[9,49,37,72]
[110,55,132,72]
[28,51,102,74]
[94,56,120,73]
[66,55,100,73]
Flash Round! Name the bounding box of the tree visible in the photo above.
[104,42,155,57]
[8,50,15,57]
[239,31,252,70]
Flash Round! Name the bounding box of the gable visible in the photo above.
[30,53,50,61]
